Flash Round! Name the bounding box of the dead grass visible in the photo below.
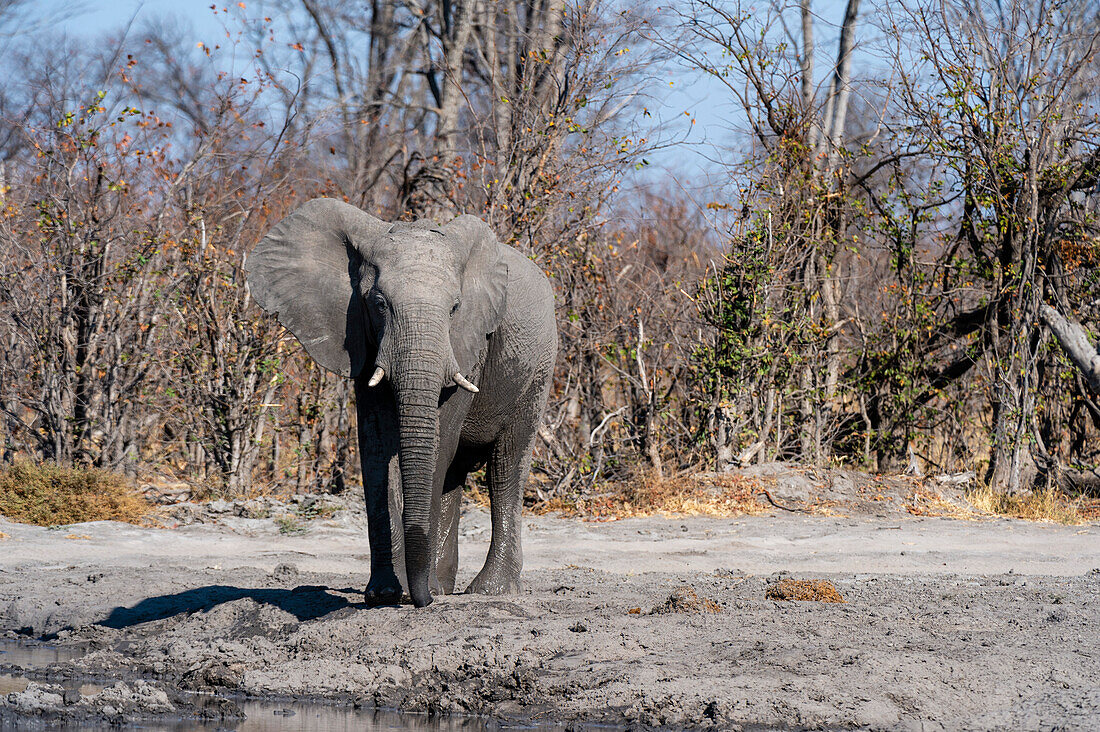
[965,484,1085,525]
[0,461,152,526]
[906,486,982,520]
[766,579,846,603]
[906,483,1090,525]
[531,473,770,520]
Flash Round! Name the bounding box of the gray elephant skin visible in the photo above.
[246,198,557,607]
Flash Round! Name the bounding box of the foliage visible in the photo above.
[0,0,1097,504]
[0,461,150,526]
[0,0,680,498]
[675,0,1100,492]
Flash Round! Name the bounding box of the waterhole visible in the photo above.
[0,640,570,731]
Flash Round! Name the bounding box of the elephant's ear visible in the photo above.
[246,198,391,377]
[442,214,509,374]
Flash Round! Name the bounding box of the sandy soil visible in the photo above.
[1,494,1098,730]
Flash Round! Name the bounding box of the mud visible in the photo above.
[1,494,1099,730]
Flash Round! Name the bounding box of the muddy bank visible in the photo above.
[1,499,1099,729]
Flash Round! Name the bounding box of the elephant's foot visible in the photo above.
[466,565,521,595]
[364,571,403,606]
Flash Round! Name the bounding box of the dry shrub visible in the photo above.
[533,474,769,519]
[766,579,846,603]
[0,461,151,526]
[652,586,722,614]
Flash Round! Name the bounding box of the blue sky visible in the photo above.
[34,0,858,198]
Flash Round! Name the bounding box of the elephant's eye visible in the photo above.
[371,292,387,309]
[450,299,460,316]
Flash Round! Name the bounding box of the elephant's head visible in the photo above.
[246,198,508,607]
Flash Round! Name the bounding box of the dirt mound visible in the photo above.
[4,682,65,715]
[765,578,845,603]
[652,585,722,614]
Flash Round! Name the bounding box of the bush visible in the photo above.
[0,461,151,526]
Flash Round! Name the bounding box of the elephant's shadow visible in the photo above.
[99,584,375,630]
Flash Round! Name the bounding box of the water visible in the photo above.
[0,640,570,731]
[0,640,86,667]
[0,673,106,698]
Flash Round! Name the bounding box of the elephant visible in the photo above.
[245,198,557,608]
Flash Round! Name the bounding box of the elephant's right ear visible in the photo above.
[246,198,391,377]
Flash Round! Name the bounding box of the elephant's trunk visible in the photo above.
[389,304,448,608]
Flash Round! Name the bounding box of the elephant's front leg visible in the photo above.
[429,394,476,596]
[466,423,535,595]
[354,377,405,605]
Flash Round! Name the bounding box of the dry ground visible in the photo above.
[1,480,1099,730]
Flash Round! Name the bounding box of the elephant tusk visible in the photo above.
[454,372,479,393]
[367,366,385,387]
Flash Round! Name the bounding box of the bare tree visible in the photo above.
[882,0,1100,491]
[654,0,867,468]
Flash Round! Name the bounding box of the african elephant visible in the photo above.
[246,198,556,607]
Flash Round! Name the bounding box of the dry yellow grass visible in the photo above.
[965,484,1085,525]
[532,473,770,519]
[766,579,846,603]
[908,482,1088,524]
[0,461,152,526]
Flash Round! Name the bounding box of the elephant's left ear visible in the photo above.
[442,214,509,374]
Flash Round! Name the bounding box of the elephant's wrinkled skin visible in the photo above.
[246,199,556,607]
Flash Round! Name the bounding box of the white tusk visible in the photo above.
[367,366,385,387]
[454,372,479,393]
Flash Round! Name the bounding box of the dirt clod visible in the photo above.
[181,660,245,691]
[271,563,299,582]
[653,585,722,614]
[766,578,846,603]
